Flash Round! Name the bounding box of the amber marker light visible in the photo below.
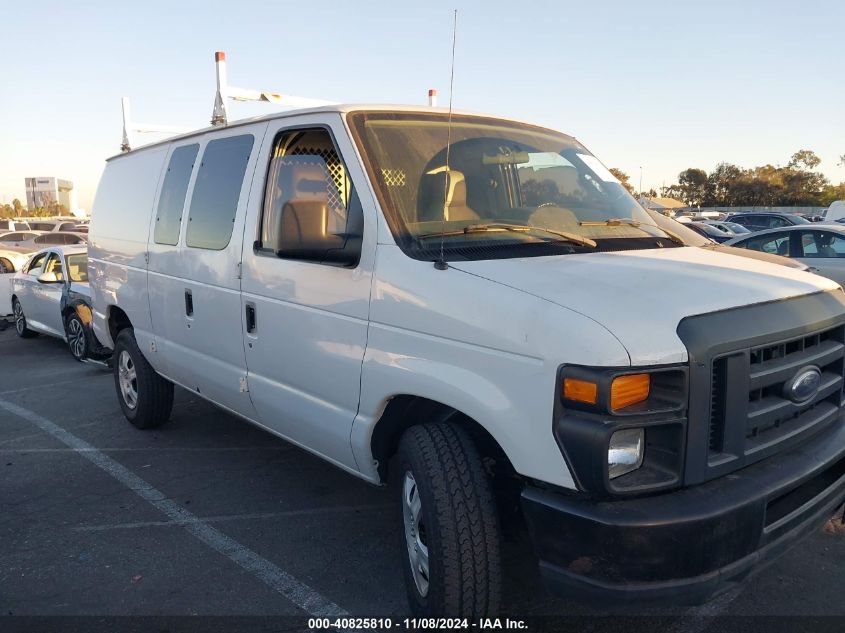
[610,374,650,410]
[563,378,598,405]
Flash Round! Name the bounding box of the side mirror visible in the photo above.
[37,271,61,284]
[275,196,363,266]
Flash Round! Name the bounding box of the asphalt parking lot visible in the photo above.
[1,324,844,630]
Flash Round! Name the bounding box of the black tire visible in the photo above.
[64,312,88,361]
[113,328,173,429]
[12,298,37,338]
[396,422,502,618]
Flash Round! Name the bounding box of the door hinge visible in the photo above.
[239,375,249,393]
[150,340,157,353]
[144,251,150,265]
[236,262,242,279]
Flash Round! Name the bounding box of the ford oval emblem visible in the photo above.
[783,366,822,403]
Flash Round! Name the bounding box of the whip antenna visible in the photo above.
[434,9,458,271]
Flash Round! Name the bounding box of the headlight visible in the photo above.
[554,364,687,496]
[608,428,644,479]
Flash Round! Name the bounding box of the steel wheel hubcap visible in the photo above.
[14,303,24,335]
[68,319,85,358]
[402,471,430,597]
[118,350,138,409]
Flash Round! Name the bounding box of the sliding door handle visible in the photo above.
[184,290,193,316]
[245,303,257,334]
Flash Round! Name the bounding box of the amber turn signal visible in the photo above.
[610,374,650,410]
[563,378,598,405]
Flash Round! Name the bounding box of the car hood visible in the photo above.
[449,246,840,365]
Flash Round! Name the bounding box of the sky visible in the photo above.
[1,0,843,212]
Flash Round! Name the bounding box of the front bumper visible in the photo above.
[522,418,845,605]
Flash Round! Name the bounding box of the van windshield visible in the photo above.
[348,112,700,261]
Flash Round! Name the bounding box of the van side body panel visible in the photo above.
[147,123,268,417]
[352,244,631,488]
[89,146,169,352]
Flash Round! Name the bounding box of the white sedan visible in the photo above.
[1,249,30,316]
[725,225,845,286]
[10,245,105,360]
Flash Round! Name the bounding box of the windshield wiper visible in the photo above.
[579,218,686,245]
[418,223,597,248]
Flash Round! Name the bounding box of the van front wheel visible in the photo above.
[113,329,173,429]
[396,423,502,618]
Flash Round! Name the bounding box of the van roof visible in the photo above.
[108,104,575,160]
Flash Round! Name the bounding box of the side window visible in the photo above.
[259,128,363,266]
[744,232,791,256]
[767,216,789,229]
[0,257,14,273]
[44,253,64,280]
[27,253,48,275]
[800,231,845,258]
[155,143,200,246]
[59,222,76,231]
[186,135,254,250]
[1,232,23,242]
[0,220,8,231]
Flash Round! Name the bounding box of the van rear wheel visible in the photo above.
[113,329,173,429]
[396,422,502,618]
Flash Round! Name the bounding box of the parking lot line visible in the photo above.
[0,395,350,618]
[73,504,392,532]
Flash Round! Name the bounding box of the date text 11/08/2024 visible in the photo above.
[308,618,528,629]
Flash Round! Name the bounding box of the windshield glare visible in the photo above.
[349,112,690,260]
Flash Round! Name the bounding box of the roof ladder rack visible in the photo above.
[210,51,336,126]
[120,97,190,152]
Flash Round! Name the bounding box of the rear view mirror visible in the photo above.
[37,271,61,284]
[275,196,363,266]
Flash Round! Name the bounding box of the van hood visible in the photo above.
[449,246,841,365]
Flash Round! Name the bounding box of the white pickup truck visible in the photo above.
[89,105,845,616]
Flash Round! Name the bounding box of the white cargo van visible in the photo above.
[89,105,845,616]
[825,200,845,223]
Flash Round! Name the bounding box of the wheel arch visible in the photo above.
[370,395,518,486]
[107,305,132,343]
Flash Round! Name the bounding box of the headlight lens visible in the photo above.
[608,428,644,479]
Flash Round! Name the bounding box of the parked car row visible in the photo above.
[0,230,88,252]
[668,211,845,277]
[725,225,845,286]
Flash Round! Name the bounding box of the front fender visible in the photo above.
[353,324,577,488]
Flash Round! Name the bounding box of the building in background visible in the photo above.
[24,177,76,214]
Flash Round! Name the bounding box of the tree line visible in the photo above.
[611,151,845,207]
[1,199,69,219]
